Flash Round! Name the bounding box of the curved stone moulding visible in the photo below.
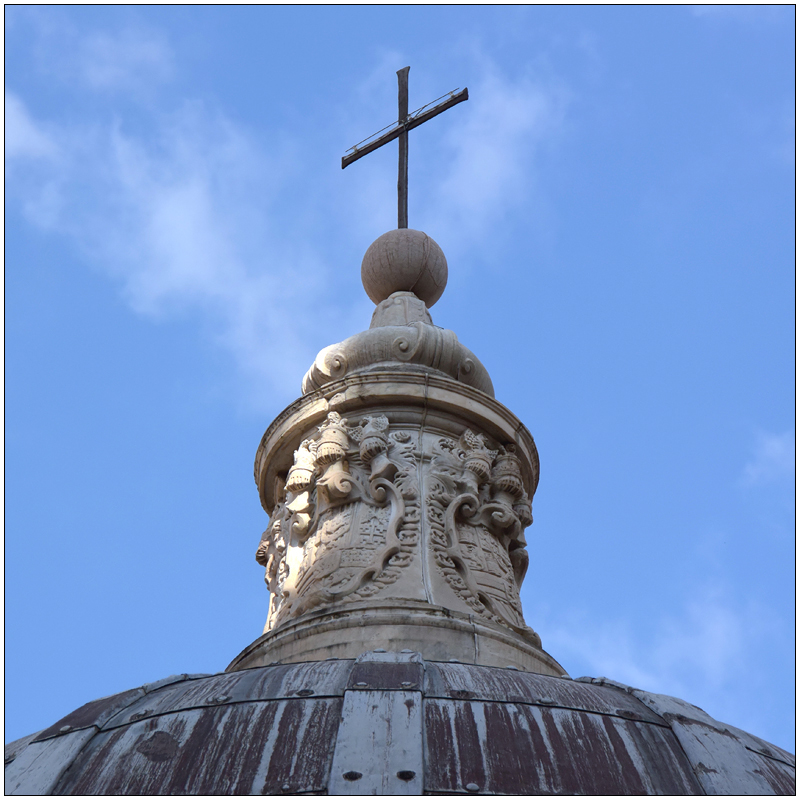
[226,602,567,676]
[301,321,494,397]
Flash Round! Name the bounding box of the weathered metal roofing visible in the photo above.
[5,651,795,795]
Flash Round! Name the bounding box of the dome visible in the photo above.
[5,651,795,795]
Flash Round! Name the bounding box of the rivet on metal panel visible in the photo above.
[353,682,369,688]
[465,782,480,792]
[448,659,461,663]
[59,725,72,733]
[400,681,417,688]
[400,649,415,654]
[209,695,231,704]
[450,689,473,700]
[505,665,520,670]
[130,711,152,721]
[616,709,637,718]
[538,698,555,705]
[373,649,387,653]
[296,689,314,696]
[281,784,291,792]
[343,771,363,781]
[396,770,416,781]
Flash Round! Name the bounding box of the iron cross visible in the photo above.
[342,67,469,229]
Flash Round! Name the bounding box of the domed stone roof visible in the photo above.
[5,651,795,795]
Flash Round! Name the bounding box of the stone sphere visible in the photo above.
[361,228,448,307]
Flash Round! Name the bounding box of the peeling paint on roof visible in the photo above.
[4,655,796,796]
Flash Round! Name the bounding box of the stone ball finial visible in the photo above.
[361,228,448,308]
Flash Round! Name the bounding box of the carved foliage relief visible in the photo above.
[426,431,540,644]
[256,412,419,631]
[256,413,536,643]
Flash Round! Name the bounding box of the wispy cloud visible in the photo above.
[337,49,569,262]
[6,91,329,405]
[21,10,173,95]
[536,580,782,727]
[429,66,567,253]
[690,5,791,24]
[742,430,795,487]
[4,90,57,160]
[75,29,173,91]
[6,19,568,408]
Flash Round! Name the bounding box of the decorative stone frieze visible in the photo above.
[426,432,537,643]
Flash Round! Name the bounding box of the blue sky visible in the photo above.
[6,6,795,751]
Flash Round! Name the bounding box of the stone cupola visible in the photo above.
[228,228,565,677]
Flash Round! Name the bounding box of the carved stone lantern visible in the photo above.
[231,228,564,675]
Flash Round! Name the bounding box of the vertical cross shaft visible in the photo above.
[341,67,468,230]
[397,67,410,229]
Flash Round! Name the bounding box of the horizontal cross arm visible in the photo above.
[405,86,469,136]
[342,87,469,169]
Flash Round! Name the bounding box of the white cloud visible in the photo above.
[6,35,568,409]
[5,92,331,405]
[539,581,772,703]
[429,66,567,249]
[23,10,173,95]
[4,90,57,160]
[338,51,568,260]
[76,29,173,91]
[742,430,795,487]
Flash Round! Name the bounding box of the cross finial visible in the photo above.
[342,67,468,229]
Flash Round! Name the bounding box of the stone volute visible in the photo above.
[230,230,564,678]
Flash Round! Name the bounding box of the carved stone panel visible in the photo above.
[256,413,421,632]
[424,431,539,645]
[256,412,538,645]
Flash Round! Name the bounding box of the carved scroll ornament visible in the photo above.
[301,322,494,397]
[256,412,419,631]
[426,431,540,645]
